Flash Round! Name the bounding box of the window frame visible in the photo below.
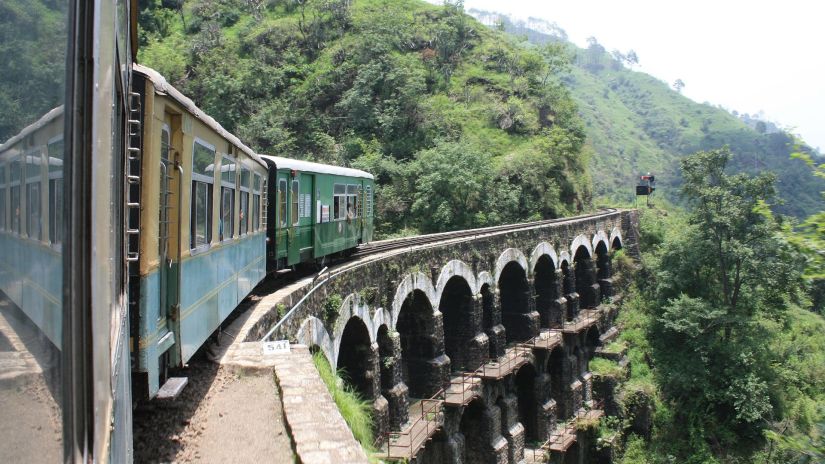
[333,183,346,221]
[190,138,216,252]
[238,164,251,236]
[218,154,236,242]
[24,147,43,241]
[365,184,373,217]
[278,178,287,228]
[0,163,6,232]
[291,179,299,227]
[252,173,262,232]
[47,134,65,246]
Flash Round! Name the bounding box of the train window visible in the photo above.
[333,183,345,220]
[291,179,299,226]
[345,184,356,219]
[278,179,287,228]
[356,186,363,218]
[365,185,373,217]
[239,166,250,236]
[48,137,64,245]
[252,173,261,232]
[0,165,5,231]
[219,156,236,241]
[191,140,215,250]
[25,151,42,240]
[9,159,21,235]
[260,180,267,230]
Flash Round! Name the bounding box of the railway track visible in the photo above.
[351,207,619,259]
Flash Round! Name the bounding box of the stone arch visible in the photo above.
[493,248,529,284]
[529,242,559,274]
[391,271,437,329]
[498,259,536,343]
[592,230,610,253]
[533,253,561,328]
[336,316,376,399]
[609,227,623,250]
[396,288,448,398]
[569,234,593,258]
[594,239,612,301]
[460,399,491,463]
[477,271,494,292]
[439,275,482,371]
[573,244,598,309]
[515,362,539,443]
[332,294,375,363]
[295,316,334,364]
[434,260,478,305]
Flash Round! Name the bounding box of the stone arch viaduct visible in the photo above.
[249,209,639,463]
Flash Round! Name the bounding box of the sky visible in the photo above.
[454,0,825,151]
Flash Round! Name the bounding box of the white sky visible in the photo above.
[457,0,825,151]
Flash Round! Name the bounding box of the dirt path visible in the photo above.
[133,363,294,463]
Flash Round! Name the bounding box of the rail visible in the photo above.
[527,399,606,461]
[385,392,444,459]
[261,208,621,342]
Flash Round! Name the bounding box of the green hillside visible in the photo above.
[470,11,825,218]
[137,0,592,236]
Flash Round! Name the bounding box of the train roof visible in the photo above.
[133,64,266,169]
[258,155,374,180]
[0,106,64,155]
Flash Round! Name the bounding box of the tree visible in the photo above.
[650,147,804,453]
[672,78,685,93]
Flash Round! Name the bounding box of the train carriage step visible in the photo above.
[156,377,189,400]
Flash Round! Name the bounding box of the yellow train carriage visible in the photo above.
[131,64,268,399]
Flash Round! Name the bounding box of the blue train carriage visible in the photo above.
[0,107,65,350]
[260,156,374,273]
[131,64,269,399]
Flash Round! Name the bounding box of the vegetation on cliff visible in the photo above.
[138,0,592,236]
[608,149,825,463]
[468,11,825,219]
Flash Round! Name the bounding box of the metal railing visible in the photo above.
[385,392,444,459]
[475,344,530,379]
[444,371,481,406]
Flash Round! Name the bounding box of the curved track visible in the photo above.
[351,208,618,259]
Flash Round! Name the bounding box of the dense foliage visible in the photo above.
[470,12,825,219]
[605,149,825,463]
[138,0,592,236]
[0,0,67,142]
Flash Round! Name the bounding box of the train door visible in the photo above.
[157,123,174,371]
[163,115,184,370]
[287,175,300,265]
[276,172,290,266]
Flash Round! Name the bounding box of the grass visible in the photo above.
[590,357,624,378]
[311,351,378,458]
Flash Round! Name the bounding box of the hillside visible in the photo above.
[469,10,825,218]
[137,0,594,237]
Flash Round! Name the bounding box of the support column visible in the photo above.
[486,290,507,358]
[597,254,613,302]
[536,373,557,441]
[498,395,525,464]
[502,280,540,343]
[551,269,567,328]
[565,266,579,321]
[380,332,409,429]
[465,294,489,371]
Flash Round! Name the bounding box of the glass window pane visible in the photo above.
[291,180,299,226]
[193,141,216,177]
[220,186,233,241]
[221,157,235,185]
[252,194,260,231]
[241,166,250,190]
[240,191,249,235]
[278,180,287,228]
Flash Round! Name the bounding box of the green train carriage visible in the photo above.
[260,156,374,272]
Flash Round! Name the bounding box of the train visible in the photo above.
[0,0,373,461]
